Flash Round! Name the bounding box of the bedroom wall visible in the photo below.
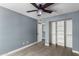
[0,6,37,55]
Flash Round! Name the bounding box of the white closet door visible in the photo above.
[37,23,42,42]
[51,22,56,44]
[66,20,72,48]
[57,21,64,46]
[51,20,72,48]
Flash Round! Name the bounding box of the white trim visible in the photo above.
[45,43,49,46]
[1,41,38,56]
[72,50,79,54]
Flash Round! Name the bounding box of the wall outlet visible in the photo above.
[26,41,29,44]
[22,41,29,45]
[22,42,25,45]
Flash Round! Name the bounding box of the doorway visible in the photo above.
[37,23,43,42]
[51,19,72,48]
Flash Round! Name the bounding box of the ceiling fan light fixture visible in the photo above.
[28,3,54,16]
[37,9,42,16]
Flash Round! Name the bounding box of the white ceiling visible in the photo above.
[0,3,79,20]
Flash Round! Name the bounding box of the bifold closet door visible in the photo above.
[66,20,72,48]
[51,22,56,44]
[51,21,64,46]
[57,21,64,46]
[51,20,72,48]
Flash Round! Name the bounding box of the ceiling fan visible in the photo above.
[27,3,55,16]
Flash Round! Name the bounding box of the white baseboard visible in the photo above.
[72,50,79,54]
[45,43,49,46]
[1,41,38,56]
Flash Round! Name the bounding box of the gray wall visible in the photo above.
[43,11,79,52]
[0,6,37,55]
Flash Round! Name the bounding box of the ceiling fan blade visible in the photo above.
[27,10,38,12]
[31,3,39,9]
[43,9,53,13]
[43,3,54,8]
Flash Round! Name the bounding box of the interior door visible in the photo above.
[37,23,42,42]
[57,21,64,46]
[66,20,72,48]
[51,22,56,44]
[51,20,72,48]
